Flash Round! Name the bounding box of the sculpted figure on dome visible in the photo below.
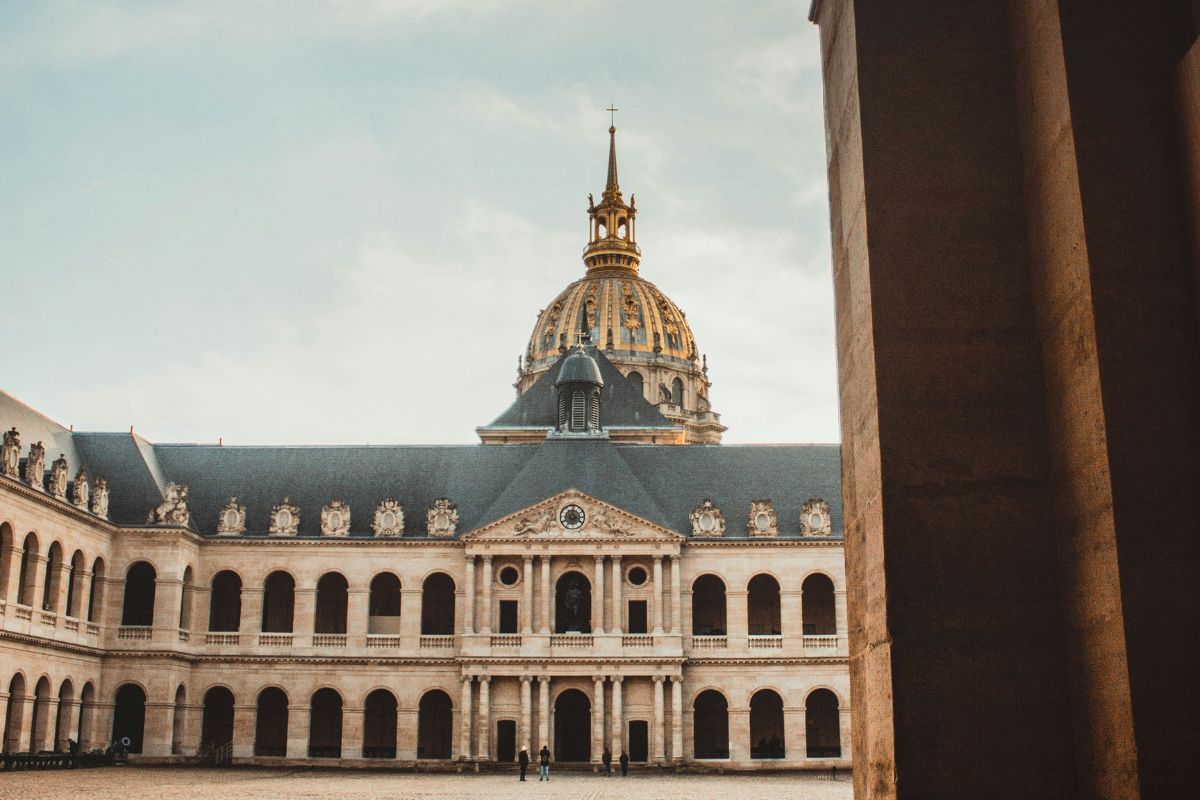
[1,428,19,479]
[73,469,90,509]
[513,507,554,536]
[24,441,45,491]
[148,482,190,526]
[91,478,109,518]
[49,454,69,499]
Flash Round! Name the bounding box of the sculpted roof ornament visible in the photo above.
[91,478,109,519]
[1,427,19,479]
[72,469,90,510]
[24,440,45,491]
[748,499,778,537]
[800,498,832,536]
[690,499,725,537]
[216,497,246,535]
[372,499,405,537]
[513,507,555,536]
[426,497,459,537]
[269,497,300,536]
[321,499,351,537]
[48,454,69,500]
[148,482,190,527]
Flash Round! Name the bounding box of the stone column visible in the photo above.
[342,705,364,759]
[839,706,852,760]
[1,541,22,606]
[142,701,173,757]
[400,588,422,643]
[346,588,369,646]
[834,589,848,640]
[78,698,100,751]
[726,590,748,647]
[459,676,473,760]
[478,677,491,760]
[786,707,806,763]
[671,678,683,761]
[610,677,623,755]
[670,556,681,635]
[610,556,622,634]
[153,576,183,643]
[540,557,551,634]
[232,703,256,759]
[174,702,200,757]
[593,556,606,633]
[463,556,475,635]
[520,677,532,753]
[728,707,750,763]
[285,704,309,759]
[28,555,47,612]
[77,570,94,622]
[481,556,493,635]
[537,676,550,751]
[294,588,316,647]
[652,557,664,634]
[241,588,264,637]
[396,706,418,760]
[652,676,665,761]
[92,702,114,752]
[17,694,35,751]
[34,696,57,751]
[54,561,72,618]
[592,676,605,764]
[522,556,534,633]
[56,698,80,752]
[780,589,803,644]
[192,585,212,635]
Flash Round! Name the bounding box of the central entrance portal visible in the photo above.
[553,689,591,762]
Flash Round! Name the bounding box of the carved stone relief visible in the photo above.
[426,498,459,537]
[1,428,19,479]
[216,497,246,535]
[24,441,45,491]
[48,454,69,500]
[321,499,351,537]
[748,499,778,537]
[372,499,405,537]
[800,498,832,536]
[513,507,554,536]
[269,497,300,536]
[72,469,89,509]
[91,478,109,519]
[689,498,726,537]
[148,482,190,526]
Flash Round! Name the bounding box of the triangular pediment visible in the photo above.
[463,488,684,542]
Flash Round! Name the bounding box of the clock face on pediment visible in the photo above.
[559,504,585,529]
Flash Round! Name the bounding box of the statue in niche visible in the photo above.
[48,454,69,499]
[91,478,109,518]
[148,482,190,526]
[24,441,45,491]
[1,428,19,479]
[561,574,586,632]
[513,507,554,535]
[72,469,90,509]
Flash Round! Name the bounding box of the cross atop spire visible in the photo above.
[606,104,618,126]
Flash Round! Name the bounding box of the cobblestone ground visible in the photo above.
[0,766,853,800]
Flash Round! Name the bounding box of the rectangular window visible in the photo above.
[499,600,519,634]
[627,600,647,634]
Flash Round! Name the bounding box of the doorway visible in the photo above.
[499,601,519,634]
[553,689,591,762]
[627,601,648,634]
[628,720,649,762]
[496,719,516,762]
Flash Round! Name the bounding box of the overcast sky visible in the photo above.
[0,0,837,446]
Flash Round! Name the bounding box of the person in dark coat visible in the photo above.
[619,750,629,776]
[602,747,612,775]
[539,745,551,781]
[518,746,529,781]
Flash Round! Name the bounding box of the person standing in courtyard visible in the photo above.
[539,744,551,781]
[619,750,629,776]
[602,747,612,775]
[518,746,529,781]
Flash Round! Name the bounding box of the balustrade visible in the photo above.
[490,634,521,647]
[691,635,728,649]
[365,635,401,648]
[312,634,347,648]
[419,634,455,649]
[205,633,239,646]
[117,626,152,640]
[258,633,292,647]
[748,634,783,649]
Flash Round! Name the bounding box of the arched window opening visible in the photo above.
[178,566,193,630]
[308,689,343,758]
[420,573,455,635]
[54,679,74,753]
[691,575,727,635]
[201,687,235,751]
[29,677,51,752]
[87,558,104,623]
[66,550,86,618]
[262,571,295,633]
[571,390,585,429]
[254,688,288,757]
[805,689,841,758]
[802,573,837,635]
[671,377,684,406]
[3,674,27,753]
[121,561,157,627]
[617,218,628,239]
[208,570,242,632]
[17,533,39,606]
[314,572,348,634]
[627,371,644,399]
[417,690,452,759]
[693,690,729,759]
[363,689,398,759]
[112,684,146,754]
[553,689,591,762]
[747,574,781,636]
[0,523,13,601]
[171,686,185,755]
[750,689,785,759]
[78,682,95,750]
[555,571,592,634]
[42,542,63,612]
[368,573,402,635]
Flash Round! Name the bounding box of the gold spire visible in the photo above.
[585,124,640,273]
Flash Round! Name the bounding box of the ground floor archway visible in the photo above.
[362,689,397,759]
[750,689,784,759]
[553,689,590,762]
[308,688,343,758]
[805,689,840,758]
[693,690,729,759]
[112,684,146,754]
[417,690,452,759]
[254,688,288,757]
[200,687,234,749]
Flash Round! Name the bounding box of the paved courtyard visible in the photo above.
[0,766,852,800]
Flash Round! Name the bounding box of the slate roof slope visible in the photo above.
[483,347,674,431]
[72,432,170,525]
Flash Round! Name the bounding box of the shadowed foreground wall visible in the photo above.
[809,1,1200,798]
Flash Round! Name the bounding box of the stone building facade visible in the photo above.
[0,129,849,771]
